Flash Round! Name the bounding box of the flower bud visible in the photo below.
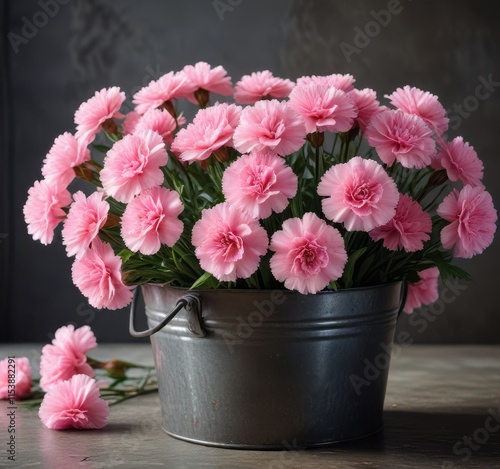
[102,118,119,136]
[307,131,324,148]
[194,88,210,108]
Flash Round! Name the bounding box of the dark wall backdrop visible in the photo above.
[2,0,499,343]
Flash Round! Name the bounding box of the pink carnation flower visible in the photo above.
[134,108,179,147]
[234,70,294,104]
[222,151,298,219]
[365,109,436,169]
[386,85,449,134]
[62,191,110,258]
[269,213,347,294]
[233,99,306,156]
[403,267,440,314]
[133,71,190,114]
[39,374,109,430]
[348,88,380,132]
[288,84,358,134]
[41,132,91,188]
[432,137,484,187]
[100,129,167,203]
[39,325,97,392]
[171,103,242,163]
[192,203,269,282]
[23,180,72,245]
[71,238,134,310]
[318,156,399,231]
[437,185,497,258]
[122,111,142,135]
[121,186,184,255]
[182,61,233,103]
[296,73,355,92]
[0,357,32,400]
[75,87,125,145]
[370,194,432,252]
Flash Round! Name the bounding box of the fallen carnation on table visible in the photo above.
[24,63,497,314]
[0,326,157,430]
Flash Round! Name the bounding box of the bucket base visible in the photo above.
[161,424,384,450]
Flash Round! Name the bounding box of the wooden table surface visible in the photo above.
[1,344,499,469]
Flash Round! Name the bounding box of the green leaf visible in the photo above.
[426,251,472,282]
[437,263,472,282]
[118,249,135,264]
[190,272,216,290]
[342,247,368,288]
[92,144,112,154]
[328,280,339,291]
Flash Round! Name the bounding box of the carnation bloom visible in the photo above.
[182,61,233,103]
[348,88,380,132]
[269,213,347,294]
[296,73,355,92]
[75,87,125,145]
[192,203,269,282]
[41,132,91,188]
[171,103,242,163]
[234,70,294,104]
[370,194,432,252]
[121,186,184,255]
[133,108,179,147]
[386,85,449,134]
[23,179,72,245]
[62,191,110,258]
[133,71,190,114]
[403,267,440,314]
[365,109,436,169]
[318,156,399,231]
[288,84,358,134]
[71,238,134,309]
[233,99,306,156]
[100,129,167,203]
[222,151,298,219]
[39,374,109,430]
[437,185,497,258]
[122,111,142,134]
[0,357,32,400]
[39,325,97,392]
[432,137,484,187]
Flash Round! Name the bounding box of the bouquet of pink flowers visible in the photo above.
[1,325,156,430]
[24,62,497,314]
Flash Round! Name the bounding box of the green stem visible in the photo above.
[315,142,320,186]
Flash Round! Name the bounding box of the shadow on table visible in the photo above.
[314,409,500,465]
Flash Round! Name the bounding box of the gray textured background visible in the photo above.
[2,0,499,343]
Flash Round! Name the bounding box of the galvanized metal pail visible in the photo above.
[129,282,405,449]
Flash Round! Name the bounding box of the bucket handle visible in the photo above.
[129,287,205,338]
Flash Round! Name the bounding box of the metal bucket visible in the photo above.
[129,282,405,449]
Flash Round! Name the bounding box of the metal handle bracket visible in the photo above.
[129,287,205,338]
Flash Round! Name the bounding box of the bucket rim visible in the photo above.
[141,280,404,296]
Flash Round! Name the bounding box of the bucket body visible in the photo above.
[142,283,403,449]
